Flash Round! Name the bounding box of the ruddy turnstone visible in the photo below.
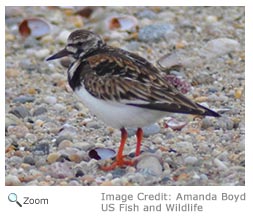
[47,29,220,170]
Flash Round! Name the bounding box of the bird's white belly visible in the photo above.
[74,88,167,129]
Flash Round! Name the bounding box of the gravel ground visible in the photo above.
[5,6,245,186]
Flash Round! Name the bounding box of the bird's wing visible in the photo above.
[80,48,219,117]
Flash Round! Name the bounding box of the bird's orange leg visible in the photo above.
[100,128,133,171]
[135,128,143,157]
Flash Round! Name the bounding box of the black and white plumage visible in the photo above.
[47,29,220,170]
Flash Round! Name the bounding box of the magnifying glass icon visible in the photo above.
[8,193,22,207]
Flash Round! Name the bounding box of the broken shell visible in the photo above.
[88,147,116,160]
[164,118,187,131]
[106,15,138,31]
[19,17,51,38]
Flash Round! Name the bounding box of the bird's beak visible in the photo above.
[46,48,69,61]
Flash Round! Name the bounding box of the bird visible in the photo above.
[47,29,220,170]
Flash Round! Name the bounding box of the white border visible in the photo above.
[2,1,252,218]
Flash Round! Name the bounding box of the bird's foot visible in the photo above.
[100,157,134,171]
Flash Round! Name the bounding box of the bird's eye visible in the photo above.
[76,42,83,47]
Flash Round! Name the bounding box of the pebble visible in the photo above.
[5,113,22,128]
[157,51,184,71]
[136,154,163,176]
[201,117,215,129]
[176,141,193,152]
[75,169,85,177]
[184,156,198,165]
[5,175,21,186]
[137,9,157,19]
[58,140,73,149]
[234,87,244,99]
[34,48,50,59]
[23,156,36,165]
[49,162,74,179]
[216,116,234,130]
[58,124,78,138]
[153,135,163,144]
[143,123,161,137]
[33,143,50,155]
[44,95,57,104]
[55,135,73,147]
[13,95,35,103]
[32,107,47,116]
[9,156,23,165]
[214,158,228,171]
[68,180,81,186]
[68,154,82,163]
[10,106,30,119]
[57,30,71,43]
[53,103,65,112]
[6,68,20,77]
[47,152,60,164]
[200,37,240,58]
[138,23,174,42]
[7,125,29,138]
[86,121,101,129]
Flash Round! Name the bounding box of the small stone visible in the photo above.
[58,140,73,149]
[9,156,23,165]
[200,174,209,181]
[47,152,60,164]
[23,156,36,165]
[57,30,71,43]
[44,95,57,104]
[68,154,82,163]
[234,87,244,99]
[214,158,228,170]
[53,103,65,112]
[13,95,35,103]
[6,68,19,78]
[100,181,113,186]
[5,113,22,129]
[55,135,73,147]
[153,135,163,144]
[201,117,215,129]
[216,116,234,130]
[34,48,50,59]
[143,123,161,137]
[7,125,29,138]
[32,107,47,116]
[49,162,74,179]
[68,180,81,186]
[86,121,101,129]
[138,23,175,42]
[176,141,193,152]
[137,9,157,19]
[33,143,50,155]
[184,156,198,165]
[58,124,77,138]
[136,154,163,176]
[5,175,21,186]
[200,38,240,58]
[71,16,84,28]
[75,169,85,177]
[10,106,30,119]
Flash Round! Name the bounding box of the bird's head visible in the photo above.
[46,29,105,61]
